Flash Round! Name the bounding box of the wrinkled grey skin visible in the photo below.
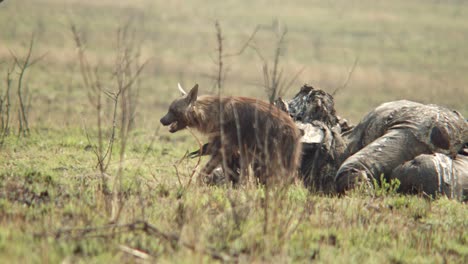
[288,85,468,200]
[390,154,468,200]
[335,100,467,195]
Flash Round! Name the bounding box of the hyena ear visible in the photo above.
[186,84,198,104]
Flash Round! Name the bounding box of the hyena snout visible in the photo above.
[160,112,186,133]
[160,113,173,126]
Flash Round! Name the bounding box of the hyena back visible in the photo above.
[160,84,302,184]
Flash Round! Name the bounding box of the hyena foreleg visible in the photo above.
[198,137,241,185]
[188,143,212,158]
[199,138,223,180]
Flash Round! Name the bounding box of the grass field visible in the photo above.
[0,0,467,263]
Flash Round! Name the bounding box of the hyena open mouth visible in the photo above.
[169,121,179,133]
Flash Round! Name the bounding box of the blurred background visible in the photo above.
[1,0,467,130]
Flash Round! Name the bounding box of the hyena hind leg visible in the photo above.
[225,153,241,185]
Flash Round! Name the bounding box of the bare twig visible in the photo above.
[214,21,229,187]
[172,149,195,187]
[0,65,13,143]
[102,91,120,171]
[119,245,153,260]
[36,220,233,262]
[224,25,260,57]
[8,33,46,137]
[134,126,161,170]
[215,21,224,91]
[71,24,93,91]
[249,23,302,104]
[185,128,204,190]
[174,164,183,187]
[112,23,147,223]
[332,57,359,96]
[263,180,269,236]
[269,27,288,103]
[71,22,147,221]
[71,24,109,192]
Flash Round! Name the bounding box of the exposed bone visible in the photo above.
[178,83,187,95]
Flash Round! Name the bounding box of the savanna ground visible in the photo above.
[0,0,467,263]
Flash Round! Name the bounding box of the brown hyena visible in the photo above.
[160,83,302,184]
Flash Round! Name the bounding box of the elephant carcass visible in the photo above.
[288,85,468,200]
[390,153,468,200]
[335,100,468,195]
[295,121,347,193]
[280,85,349,193]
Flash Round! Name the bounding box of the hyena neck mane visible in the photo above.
[185,95,285,136]
[185,95,222,134]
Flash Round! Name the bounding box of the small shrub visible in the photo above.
[372,175,401,197]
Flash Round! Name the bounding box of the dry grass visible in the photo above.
[0,0,467,263]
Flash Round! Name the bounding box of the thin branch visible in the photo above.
[102,91,120,171]
[27,51,48,67]
[215,20,224,91]
[248,41,266,62]
[283,66,306,94]
[121,59,150,92]
[332,57,359,96]
[214,21,229,185]
[35,220,233,262]
[80,116,102,169]
[184,128,204,190]
[1,66,13,139]
[224,25,260,57]
[72,23,109,191]
[9,33,42,136]
[174,164,183,187]
[8,49,20,69]
[269,27,287,103]
[70,23,94,93]
[118,245,153,260]
[134,126,161,171]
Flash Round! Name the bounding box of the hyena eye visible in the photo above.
[169,108,180,117]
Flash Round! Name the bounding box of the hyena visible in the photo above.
[160,83,302,184]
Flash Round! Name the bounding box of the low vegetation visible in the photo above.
[0,0,467,262]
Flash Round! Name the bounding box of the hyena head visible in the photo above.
[160,84,198,133]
